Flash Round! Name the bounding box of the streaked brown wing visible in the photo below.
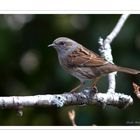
[68,45,108,67]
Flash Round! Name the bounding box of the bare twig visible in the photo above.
[105,14,130,44]
[68,109,96,126]
[133,83,140,99]
[68,110,76,126]
[98,14,130,94]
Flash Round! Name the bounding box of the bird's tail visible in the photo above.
[117,66,140,75]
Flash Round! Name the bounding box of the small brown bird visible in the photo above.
[48,37,140,92]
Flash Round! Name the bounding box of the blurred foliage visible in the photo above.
[0,14,139,126]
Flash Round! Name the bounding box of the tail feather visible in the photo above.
[117,66,140,75]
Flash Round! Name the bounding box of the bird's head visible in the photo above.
[48,37,78,54]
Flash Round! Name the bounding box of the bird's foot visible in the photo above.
[91,85,98,93]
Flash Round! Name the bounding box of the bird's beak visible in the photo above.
[48,43,55,48]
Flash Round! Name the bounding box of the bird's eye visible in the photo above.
[59,41,65,46]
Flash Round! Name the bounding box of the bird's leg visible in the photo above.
[70,82,84,93]
[91,76,101,92]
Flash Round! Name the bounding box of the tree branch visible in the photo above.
[0,89,133,110]
[98,14,130,94]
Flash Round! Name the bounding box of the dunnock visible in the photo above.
[48,37,140,92]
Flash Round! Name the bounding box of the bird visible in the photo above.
[48,37,140,92]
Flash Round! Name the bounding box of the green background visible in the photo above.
[0,14,139,125]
